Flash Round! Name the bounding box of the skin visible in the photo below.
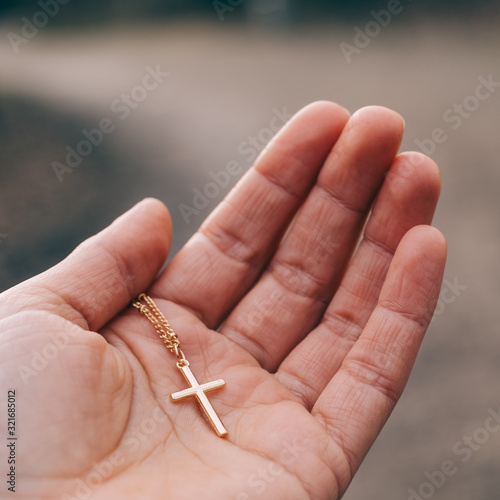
[0,102,446,500]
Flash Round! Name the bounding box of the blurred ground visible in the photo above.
[1,15,500,500]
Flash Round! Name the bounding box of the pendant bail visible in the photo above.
[174,343,188,367]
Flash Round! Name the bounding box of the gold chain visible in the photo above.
[131,293,228,437]
[131,293,188,366]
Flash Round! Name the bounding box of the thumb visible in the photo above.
[2,198,172,332]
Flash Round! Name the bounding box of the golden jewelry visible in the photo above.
[131,293,228,438]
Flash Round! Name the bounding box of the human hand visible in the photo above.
[0,102,446,499]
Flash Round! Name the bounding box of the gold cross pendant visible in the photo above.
[170,364,228,437]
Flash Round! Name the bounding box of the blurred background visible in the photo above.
[1,0,499,498]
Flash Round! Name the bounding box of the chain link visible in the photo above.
[131,293,188,366]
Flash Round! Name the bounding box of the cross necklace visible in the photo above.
[132,294,228,438]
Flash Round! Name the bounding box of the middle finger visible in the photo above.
[221,106,404,370]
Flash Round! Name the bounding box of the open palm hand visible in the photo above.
[0,102,446,500]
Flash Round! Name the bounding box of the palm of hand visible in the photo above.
[1,103,446,500]
[17,308,334,500]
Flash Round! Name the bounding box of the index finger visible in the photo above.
[152,101,350,327]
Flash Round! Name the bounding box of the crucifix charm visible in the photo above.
[170,363,228,437]
[132,294,229,438]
